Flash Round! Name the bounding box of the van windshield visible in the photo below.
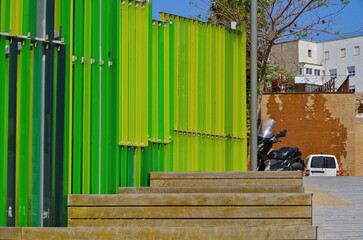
[311,156,336,168]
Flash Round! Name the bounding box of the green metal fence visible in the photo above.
[0,0,247,227]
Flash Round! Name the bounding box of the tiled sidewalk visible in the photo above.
[304,176,363,239]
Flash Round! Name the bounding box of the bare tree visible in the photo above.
[193,0,352,114]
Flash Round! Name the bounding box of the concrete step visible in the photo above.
[63,171,316,239]
[118,185,304,194]
[68,218,312,228]
[67,193,312,227]
[150,171,303,187]
[0,226,318,240]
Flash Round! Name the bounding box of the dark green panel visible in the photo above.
[60,0,71,227]
[7,37,18,227]
[43,2,55,226]
[0,35,8,227]
[46,0,55,41]
[43,42,54,227]
[54,44,66,227]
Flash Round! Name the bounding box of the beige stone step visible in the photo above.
[150,171,303,187]
[151,171,303,179]
[68,193,311,206]
[68,218,312,228]
[118,185,304,194]
[67,193,312,227]
[0,226,317,240]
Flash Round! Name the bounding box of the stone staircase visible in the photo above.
[0,171,317,239]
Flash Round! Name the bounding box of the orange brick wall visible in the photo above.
[261,93,356,176]
[355,123,363,176]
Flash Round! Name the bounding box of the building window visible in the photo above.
[348,66,355,77]
[324,51,329,60]
[330,69,337,78]
[306,68,312,75]
[308,49,312,57]
[299,68,303,75]
[354,46,360,55]
[314,69,320,76]
[340,48,346,58]
[322,70,325,76]
[305,84,320,92]
[350,85,356,93]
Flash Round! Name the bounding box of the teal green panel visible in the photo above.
[159,144,164,172]
[100,0,110,194]
[152,143,158,171]
[127,147,134,187]
[120,146,127,187]
[108,0,118,194]
[91,0,100,194]
[19,39,31,227]
[31,41,42,227]
[73,0,84,194]
[141,147,151,186]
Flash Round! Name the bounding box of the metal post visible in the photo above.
[250,0,258,171]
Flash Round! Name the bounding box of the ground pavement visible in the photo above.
[304,176,363,239]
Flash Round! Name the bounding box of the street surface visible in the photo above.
[304,176,363,239]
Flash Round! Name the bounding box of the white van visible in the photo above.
[304,154,339,176]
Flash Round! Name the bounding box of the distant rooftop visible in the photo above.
[275,33,363,45]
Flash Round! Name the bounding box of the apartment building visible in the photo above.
[271,34,363,92]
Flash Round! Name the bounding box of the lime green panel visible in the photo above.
[128,1,136,146]
[120,0,129,145]
[151,21,159,142]
[82,0,92,194]
[135,3,142,147]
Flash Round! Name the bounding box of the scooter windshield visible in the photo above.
[258,119,275,138]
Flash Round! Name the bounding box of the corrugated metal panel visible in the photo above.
[160,13,247,172]
[0,0,246,227]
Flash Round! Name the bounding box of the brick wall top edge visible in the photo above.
[263,92,354,95]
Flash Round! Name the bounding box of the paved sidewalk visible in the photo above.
[304,176,363,239]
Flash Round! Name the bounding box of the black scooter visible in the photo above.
[257,119,304,171]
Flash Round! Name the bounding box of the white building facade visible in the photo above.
[271,34,363,92]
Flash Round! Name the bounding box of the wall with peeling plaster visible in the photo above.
[261,93,357,176]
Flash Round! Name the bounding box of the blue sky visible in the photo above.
[152,0,363,41]
[152,0,205,20]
